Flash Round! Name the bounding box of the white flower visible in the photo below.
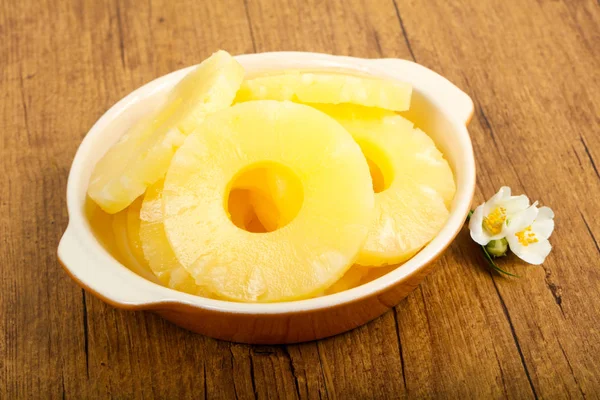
[505,204,554,265]
[469,186,530,246]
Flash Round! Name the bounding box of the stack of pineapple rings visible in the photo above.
[89,51,455,303]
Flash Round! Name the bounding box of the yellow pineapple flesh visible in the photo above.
[126,198,146,265]
[162,100,374,302]
[139,179,209,296]
[316,104,455,266]
[235,70,412,111]
[88,50,245,214]
[227,189,259,231]
[324,265,370,295]
[111,198,158,282]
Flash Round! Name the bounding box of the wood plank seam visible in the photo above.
[557,338,585,398]
[392,0,416,61]
[490,277,538,399]
[392,310,408,390]
[316,343,334,399]
[61,373,66,400]
[372,30,383,57]
[81,289,90,379]
[115,0,126,68]
[572,146,584,169]
[228,346,245,399]
[249,352,258,398]
[203,361,208,400]
[243,0,257,53]
[580,136,600,181]
[581,212,600,255]
[282,347,302,399]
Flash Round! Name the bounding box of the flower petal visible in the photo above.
[469,204,492,245]
[497,186,512,198]
[532,219,554,240]
[491,187,512,203]
[506,204,539,233]
[510,239,552,265]
[502,194,530,215]
[537,206,554,220]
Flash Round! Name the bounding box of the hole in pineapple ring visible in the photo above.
[225,162,304,233]
[357,140,395,193]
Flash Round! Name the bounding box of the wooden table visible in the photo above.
[2,0,599,397]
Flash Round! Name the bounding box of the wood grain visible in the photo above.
[1,0,599,398]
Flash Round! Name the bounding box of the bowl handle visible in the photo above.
[371,58,474,126]
[58,225,163,308]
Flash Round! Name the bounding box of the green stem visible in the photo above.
[481,244,519,277]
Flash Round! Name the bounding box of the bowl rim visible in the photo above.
[59,51,476,315]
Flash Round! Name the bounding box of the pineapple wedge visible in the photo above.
[235,70,412,111]
[163,101,374,302]
[139,179,209,295]
[316,104,455,266]
[88,50,245,214]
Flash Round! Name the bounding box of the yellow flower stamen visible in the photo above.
[483,207,506,235]
[515,226,539,246]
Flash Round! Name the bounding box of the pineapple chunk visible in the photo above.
[139,179,209,295]
[162,100,374,302]
[88,50,245,214]
[317,104,455,266]
[235,70,412,111]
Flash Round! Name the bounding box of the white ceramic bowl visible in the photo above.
[58,52,475,344]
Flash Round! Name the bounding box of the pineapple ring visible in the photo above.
[316,104,455,267]
[88,51,244,214]
[139,179,211,296]
[111,198,157,282]
[163,100,375,302]
[235,70,412,111]
[126,198,146,265]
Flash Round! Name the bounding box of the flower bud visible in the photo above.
[485,238,508,257]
